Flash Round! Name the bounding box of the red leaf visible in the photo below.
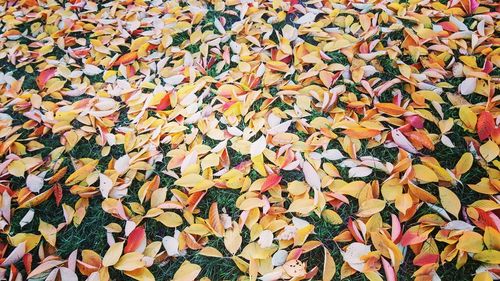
[156,94,171,110]
[477,111,495,141]
[483,60,493,74]
[52,184,63,207]
[124,227,146,253]
[400,226,430,246]
[23,253,32,275]
[474,208,500,231]
[261,174,282,193]
[36,68,56,89]
[413,253,439,266]
[438,22,459,32]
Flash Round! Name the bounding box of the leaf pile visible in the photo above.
[0,0,499,280]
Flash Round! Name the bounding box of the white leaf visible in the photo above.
[348,166,373,178]
[1,191,11,223]
[459,77,476,95]
[114,155,130,175]
[322,149,344,161]
[83,64,103,76]
[443,220,475,231]
[341,242,371,272]
[303,161,320,189]
[20,209,35,228]
[250,135,267,158]
[259,268,283,281]
[162,236,180,257]
[449,15,469,31]
[257,230,274,248]
[27,174,44,193]
[272,249,288,266]
[99,173,113,198]
[426,203,452,221]
[267,120,292,135]
[295,13,316,24]
[59,268,78,281]
[227,127,243,136]
[214,18,226,34]
[164,75,185,85]
[441,135,455,148]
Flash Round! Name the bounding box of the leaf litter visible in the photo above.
[0,0,499,280]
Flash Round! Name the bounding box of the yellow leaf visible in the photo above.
[357,199,386,217]
[38,220,57,247]
[184,224,211,236]
[18,188,54,209]
[438,187,461,218]
[65,160,98,185]
[8,233,41,252]
[398,64,412,78]
[125,268,155,281]
[323,39,351,52]
[484,227,500,250]
[174,174,205,187]
[459,106,477,131]
[266,60,289,72]
[473,272,494,281]
[321,209,343,225]
[323,247,336,281]
[102,242,124,267]
[172,261,201,281]
[480,140,499,162]
[224,224,242,255]
[288,198,315,214]
[199,247,223,257]
[8,160,25,177]
[130,37,150,52]
[294,224,314,246]
[364,271,384,281]
[155,212,183,228]
[456,231,484,253]
[395,193,413,215]
[473,250,500,264]
[238,197,265,211]
[114,252,145,271]
[459,56,478,68]
[413,164,439,183]
[455,152,473,177]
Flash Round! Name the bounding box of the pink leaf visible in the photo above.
[391,214,401,243]
[381,257,397,281]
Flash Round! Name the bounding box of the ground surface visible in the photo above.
[0,0,499,280]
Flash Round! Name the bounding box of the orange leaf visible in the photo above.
[343,127,380,139]
[208,202,224,237]
[113,52,138,66]
[375,103,406,116]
